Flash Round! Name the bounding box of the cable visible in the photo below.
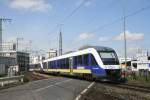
[88,4,150,33]
[83,0,119,26]
[48,0,89,35]
[126,4,150,18]
[61,0,89,23]
[89,18,122,33]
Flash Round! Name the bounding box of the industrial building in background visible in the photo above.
[1,42,16,51]
[0,56,16,75]
[0,51,29,75]
[47,49,57,58]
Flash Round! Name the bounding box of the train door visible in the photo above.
[69,57,73,73]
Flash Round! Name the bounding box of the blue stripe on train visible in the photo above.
[73,65,106,76]
[91,66,106,76]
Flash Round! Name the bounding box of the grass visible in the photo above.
[0,74,7,78]
[126,75,150,86]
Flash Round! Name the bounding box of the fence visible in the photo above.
[0,75,24,87]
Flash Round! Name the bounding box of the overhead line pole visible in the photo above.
[123,16,127,68]
[122,0,127,69]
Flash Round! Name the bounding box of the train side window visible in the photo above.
[53,61,57,68]
[66,58,69,68]
[50,61,52,69]
[57,60,60,69]
[51,61,54,69]
[148,57,150,60]
[91,54,98,66]
[77,55,82,66]
[59,60,62,69]
[53,61,55,69]
[63,59,66,68]
[83,54,89,66]
[65,59,67,68]
[73,56,77,67]
[61,59,63,69]
[43,62,47,69]
[60,59,64,69]
[61,59,63,68]
[61,59,64,68]
[49,61,52,69]
[52,61,55,69]
[48,61,52,68]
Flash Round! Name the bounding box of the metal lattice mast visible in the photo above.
[0,18,11,51]
[59,26,62,56]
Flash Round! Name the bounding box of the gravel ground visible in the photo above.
[80,83,150,100]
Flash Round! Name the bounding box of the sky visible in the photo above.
[0,0,150,57]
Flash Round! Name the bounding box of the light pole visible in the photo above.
[123,16,127,69]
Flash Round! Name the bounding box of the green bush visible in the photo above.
[22,72,30,82]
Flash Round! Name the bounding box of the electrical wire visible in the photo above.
[88,4,150,33]
[48,0,89,35]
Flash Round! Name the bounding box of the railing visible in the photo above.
[0,75,24,87]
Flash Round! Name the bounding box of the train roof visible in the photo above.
[42,46,116,63]
[79,46,114,51]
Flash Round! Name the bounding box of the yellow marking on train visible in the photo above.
[35,69,41,71]
[57,69,70,73]
[44,69,91,74]
[73,69,91,73]
[47,69,70,73]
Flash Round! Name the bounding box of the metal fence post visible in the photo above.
[1,82,4,87]
[21,77,24,83]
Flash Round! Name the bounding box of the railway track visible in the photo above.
[36,72,150,93]
[97,81,150,93]
[114,83,150,93]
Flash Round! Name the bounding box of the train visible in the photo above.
[32,46,122,81]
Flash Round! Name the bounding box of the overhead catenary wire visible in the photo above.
[48,0,89,35]
[60,0,89,23]
[82,0,119,27]
[88,4,150,33]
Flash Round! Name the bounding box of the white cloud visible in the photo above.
[98,37,111,42]
[114,31,144,41]
[117,44,143,58]
[9,0,52,12]
[78,33,94,40]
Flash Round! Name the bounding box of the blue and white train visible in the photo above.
[36,46,121,80]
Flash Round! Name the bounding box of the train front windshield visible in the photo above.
[98,51,119,65]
